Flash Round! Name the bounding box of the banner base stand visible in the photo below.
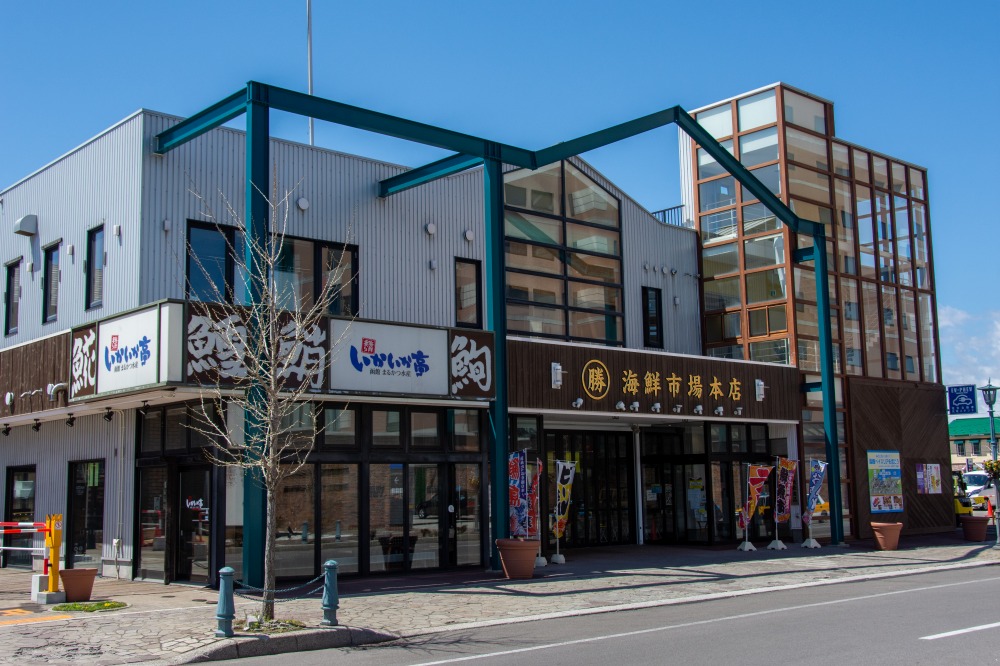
[766,539,787,550]
[535,555,548,567]
[550,553,565,564]
[736,540,756,552]
[801,538,822,549]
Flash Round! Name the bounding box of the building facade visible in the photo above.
[948,417,1000,471]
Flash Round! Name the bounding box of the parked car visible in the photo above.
[963,471,994,509]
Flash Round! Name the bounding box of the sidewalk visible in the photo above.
[1,532,998,665]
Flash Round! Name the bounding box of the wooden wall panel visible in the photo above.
[0,332,71,418]
[849,378,953,537]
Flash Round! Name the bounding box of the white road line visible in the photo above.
[921,621,1000,640]
[409,575,1000,665]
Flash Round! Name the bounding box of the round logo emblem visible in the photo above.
[581,359,610,400]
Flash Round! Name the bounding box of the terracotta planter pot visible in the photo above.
[961,515,990,542]
[60,568,98,602]
[496,539,538,579]
[871,522,903,551]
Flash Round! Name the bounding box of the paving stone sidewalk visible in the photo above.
[1,533,997,665]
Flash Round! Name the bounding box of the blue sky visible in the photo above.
[2,1,997,392]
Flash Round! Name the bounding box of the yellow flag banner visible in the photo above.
[738,464,773,530]
[775,458,797,523]
[553,461,576,540]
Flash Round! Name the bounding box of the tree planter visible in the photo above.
[870,522,903,551]
[59,568,98,602]
[961,515,990,542]
[496,539,538,579]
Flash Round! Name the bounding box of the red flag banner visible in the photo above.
[775,458,797,523]
[738,464,773,530]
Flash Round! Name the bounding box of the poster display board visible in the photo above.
[867,450,904,513]
[916,463,942,494]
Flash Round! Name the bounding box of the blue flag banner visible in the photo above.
[802,460,828,525]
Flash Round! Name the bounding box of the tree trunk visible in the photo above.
[263,482,277,621]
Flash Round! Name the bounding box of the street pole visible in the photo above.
[978,380,998,547]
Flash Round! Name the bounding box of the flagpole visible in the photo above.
[535,458,547,568]
[767,456,787,550]
[737,462,755,551]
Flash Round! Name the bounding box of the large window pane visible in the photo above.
[697,140,734,179]
[505,241,561,275]
[699,177,736,212]
[275,465,315,578]
[369,463,405,572]
[569,311,622,342]
[900,290,919,381]
[411,412,440,449]
[505,210,561,245]
[704,277,741,311]
[68,461,104,568]
[507,303,565,336]
[4,261,19,335]
[568,281,621,311]
[742,203,781,236]
[86,226,105,309]
[744,234,784,270]
[749,338,789,364]
[320,245,356,317]
[43,244,60,322]
[790,199,833,229]
[882,285,901,380]
[566,223,619,256]
[507,272,564,305]
[504,163,561,215]
[703,243,739,278]
[862,282,882,377]
[274,238,315,311]
[323,407,356,447]
[872,156,889,189]
[566,253,621,284]
[746,268,787,304]
[188,226,231,303]
[705,311,741,343]
[696,104,733,139]
[841,279,863,376]
[856,186,876,278]
[701,209,738,243]
[832,143,850,177]
[320,464,359,574]
[708,344,744,360]
[909,168,925,200]
[565,163,619,228]
[783,90,826,134]
[455,259,481,327]
[739,127,778,167]
[409,464,440,570]
[787,164,830,204]
[738,90,776,131]
[919,293,937,382]
[451,410,481,452]
[912,202,930,288]
[740,165,781,202]
[853,149,870,183]
[891,162,907,195]
[785,127,829,171]
[372,410,401,448]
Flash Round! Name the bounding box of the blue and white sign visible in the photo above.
[948,385,978,415]
[329,320,448,396]
[97,308,160,393]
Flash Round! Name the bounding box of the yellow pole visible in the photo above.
[45,515,62,593]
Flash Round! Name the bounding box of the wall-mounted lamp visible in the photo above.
[615,401,626,411]
[31,419,41,432]
[429,259,438,270]
[103,408,113,422]
[661,266,669,275]
[66,414,76,428]
[66,244,75,257]
[643,262,650,271]
[572,397,584,409]
[139,400,149,417]
[113,224,122,238]
[714,406,725,416]
[672,404,683,414]
[673,296,681,306]
[693,405,704,415]
[3,392,13,407]
[734,407,743,416]
[1,424,10,436]
[551,362,564,389]
[670,268,678,276]
[464,229,475,242]
[163,219,171,232]
[629,401,640,412]
[296,197,310,211]
[424,222,437,236]
[651,402,662,414]
[755,379,766,402]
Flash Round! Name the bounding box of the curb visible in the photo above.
[176,626,398,663]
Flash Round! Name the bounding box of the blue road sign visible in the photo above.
[948,385,978,415]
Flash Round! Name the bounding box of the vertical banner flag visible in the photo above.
[802,460,828,525]
[553,460,577,540]
[508,450,528,537]
[527,458,542,538]
[738,465,773,529]
[775,458,797,523]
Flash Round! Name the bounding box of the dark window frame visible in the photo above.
[642,286,663,348]
[4,259,21,336]
[454,258,482,329]
[42,242,60,324]
[85,225,105,309]
[187,221,236,303]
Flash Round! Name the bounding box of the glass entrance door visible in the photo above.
[177,467,211,583]
[3,467,36,568]
[67,461,105,568]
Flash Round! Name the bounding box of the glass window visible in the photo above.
[505,241,561,275]
[4,261,20,335]
[642,287,663,348]
[872,156,889,189]
[189,402,219,448]
[790,199,833,231]
[86,226,104,309]
[787,164,830,204]
[697,140,734,179]
[705,311,741,342]
[275,465,315,578]
[909,168,925,200]
[745,268,787,304]
[704,276,741,311]
[862,282,882,377]
[411,412,440,449]
[738,90,776,131]
[569,311,622,342]
[891,163,907,195]
[564,163,619,228]
[699,176,736,212]
[321,244,357,317]
[450,410,481,452]
[749,338,789,364]
[768,305,788,333]
[273,238,316,312]
[507,303,565,336]
[832,143,850,177]
[566,223,619,256]
[696,104,733,139]
[507,272,563,305]
[504,163,561,215]
[742,203,781,236]
[455,259,481,327]
[783,90,826,134]
[277,403,316,449]
[505,210,561,245]
[882,286,901,380]
[566,253,621,284]
[856,186,876,279]
[739,127,778,167]
[834,179,853,229]
[323,407,356,447]
[188,224,233,302]
[740,165,781,202]
[853,149,870,183]
[164,406,187,451]
[785,127,829,171]
[372,410,401,448]
[912,202,930,289]
[744,234,784,270]
[703,243,739,278]
[707,344,744,360]
[43,244,59,323]
[320,463,359,574]
[141,409,162,455]
[701,209,738,243]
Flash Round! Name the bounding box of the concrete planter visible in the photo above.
[496,539,538,579]
[60,568,98,602]
[871,522,903,551]
[961,515,990,542]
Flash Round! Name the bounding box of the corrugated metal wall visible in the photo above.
[677,127,695,228]
[0,411,136,575]
[0,115,144,347]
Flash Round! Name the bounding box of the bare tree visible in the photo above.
[184,181,355,621]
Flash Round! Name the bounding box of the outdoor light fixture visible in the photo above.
[714,406,725,416]
[2,425,10,437]
[672,404,683,414]
[3,392,12,407]
[979,379,999,462]
[65,414,75,428]
[571,398,584,409]
[651,403,662,414]
[424,222,437,236]
[693,405,704,415]
[734,407,743,416]
[103,408,113,422]
[629,402,640,412]
[615,401,626,411]
[31,420,41,432]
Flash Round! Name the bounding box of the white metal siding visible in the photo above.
[678,127,696,229]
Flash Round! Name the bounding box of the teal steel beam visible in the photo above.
[533,107,681,167]
[483,150,509,570]
[154,89,247,154]
[793,248,815,263]
[242,82,270,588]
[378,153,484,198]
[802,382,822,392]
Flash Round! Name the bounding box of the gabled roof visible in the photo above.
[949,417,1000,438]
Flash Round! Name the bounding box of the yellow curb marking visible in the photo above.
[0,614,73,626]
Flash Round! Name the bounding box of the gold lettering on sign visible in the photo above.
[582,359,610,400]
[666,372,682,397]
[729,378,742,401]
[688,375,703,399]
[709,376,724,400]
[622,370,639,396]
[644,371,661,396]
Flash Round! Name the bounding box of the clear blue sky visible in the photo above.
[2,1,997,389]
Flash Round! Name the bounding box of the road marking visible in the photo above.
[921,621,1000,640]
[409,575,1000,665]
[0,614,72,626]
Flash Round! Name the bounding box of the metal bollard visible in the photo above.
[301,521,309,543]
[335,519,342,542]
[321,560,339,626]
[216,567,235,638]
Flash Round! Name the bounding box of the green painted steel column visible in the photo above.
[812,229,844,544]
[242,82,270,587]
[483,151,509,570]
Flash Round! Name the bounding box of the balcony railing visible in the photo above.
[650,205,690,229]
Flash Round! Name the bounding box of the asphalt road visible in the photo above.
[243,566,1000,665]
